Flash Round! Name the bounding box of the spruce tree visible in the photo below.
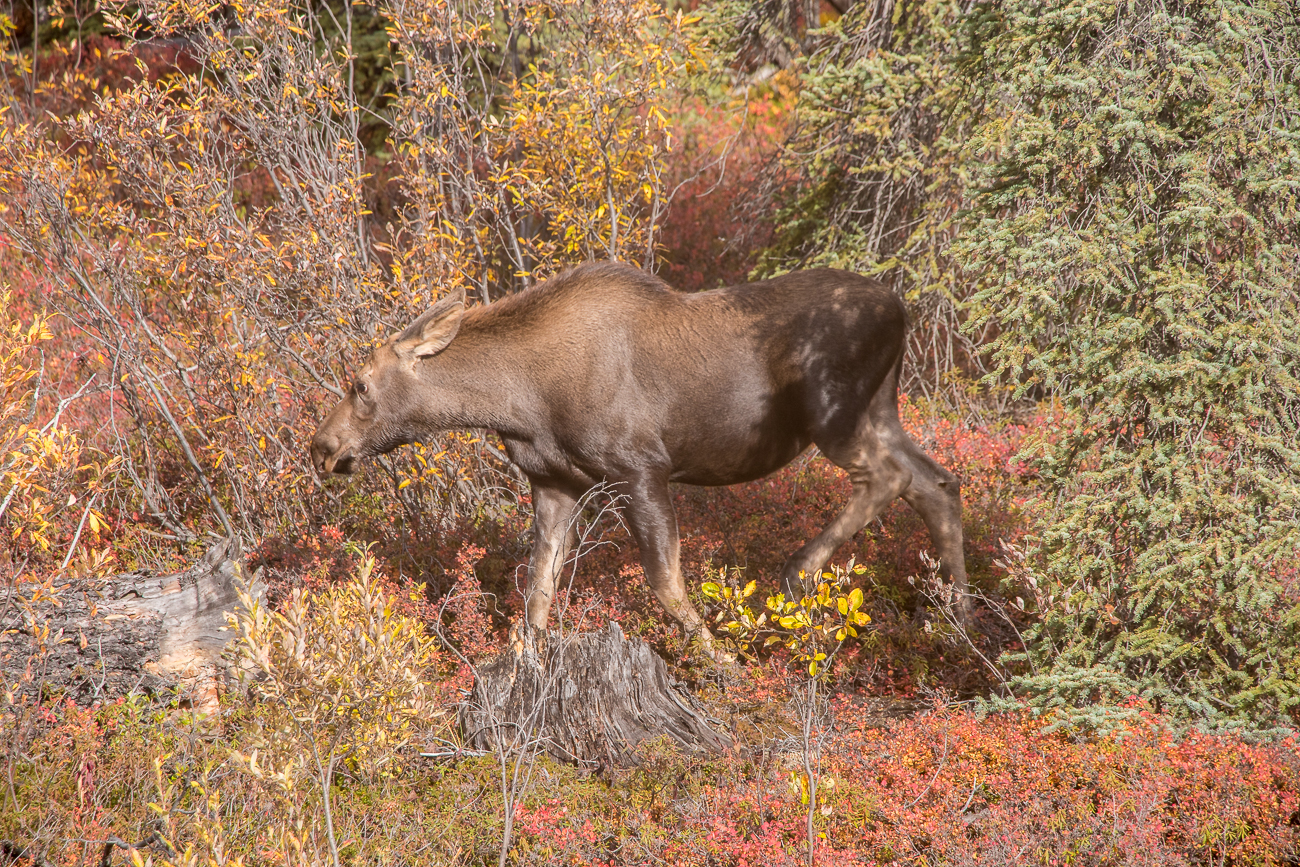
[959,0,1300,726]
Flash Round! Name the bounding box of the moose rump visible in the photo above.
[310,262,967,655]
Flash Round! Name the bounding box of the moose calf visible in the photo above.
[311,262,967,657]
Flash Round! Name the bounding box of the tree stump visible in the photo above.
[460,621,732,768]
[0,538,261,709]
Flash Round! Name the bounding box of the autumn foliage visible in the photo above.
[5,687,1297,866]
[3,0,1300,864]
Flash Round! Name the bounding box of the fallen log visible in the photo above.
[460,621,732,768]
[0,538,260,709]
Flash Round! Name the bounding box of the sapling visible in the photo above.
[703,561,871,866]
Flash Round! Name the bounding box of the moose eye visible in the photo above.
[355,381,369,395]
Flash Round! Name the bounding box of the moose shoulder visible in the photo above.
[311,262,968,655]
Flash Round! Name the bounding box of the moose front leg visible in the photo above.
[525,484,580,631]
[623,474,729,661]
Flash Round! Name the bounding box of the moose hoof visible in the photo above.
[693,632,737,666]
[711,647,738,666]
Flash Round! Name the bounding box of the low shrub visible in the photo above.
[5,682,1297,866]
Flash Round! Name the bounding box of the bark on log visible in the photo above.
[0,538,260,708]
[460,621,732,768]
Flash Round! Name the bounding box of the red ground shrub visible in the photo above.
[485,700,1300,866]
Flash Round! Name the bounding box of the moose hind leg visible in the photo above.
[897,437,969,616]
[525,484,580,631]
[779,439,912,598]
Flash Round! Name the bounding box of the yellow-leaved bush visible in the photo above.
[129,556,450,867]
[702,560,872,677]
[227,554,440,776]
[1,0,713,545]
[1,291,119,677]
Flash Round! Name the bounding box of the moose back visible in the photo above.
[311,261,967,655]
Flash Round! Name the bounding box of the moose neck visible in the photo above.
[411,326,539,438]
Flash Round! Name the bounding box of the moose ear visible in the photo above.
[394,287,465,360]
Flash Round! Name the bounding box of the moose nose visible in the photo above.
[310,430,337,475]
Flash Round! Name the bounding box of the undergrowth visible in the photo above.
[5,660,1297,866]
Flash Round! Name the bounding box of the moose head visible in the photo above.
[310,287,466,476]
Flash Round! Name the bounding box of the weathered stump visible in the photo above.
[460,621,732,768]
[0,538,260,708]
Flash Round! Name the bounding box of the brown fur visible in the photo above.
[311,262,968,654]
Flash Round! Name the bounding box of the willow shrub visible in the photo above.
[959,0,1300,727]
